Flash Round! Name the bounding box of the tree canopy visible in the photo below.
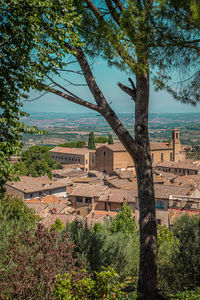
[14,146,60,178]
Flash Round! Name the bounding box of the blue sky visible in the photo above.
[23,59,200,114]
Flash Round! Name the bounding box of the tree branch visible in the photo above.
[40,82,102,113]
[105,0,121,25]
[112,0,124,12]
[85,0,104,20]
[118,80,136,101]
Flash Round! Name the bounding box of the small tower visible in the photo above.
[171,129,185,162]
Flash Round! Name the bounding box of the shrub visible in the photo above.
[54,267,124,299]
[0,223,83,299]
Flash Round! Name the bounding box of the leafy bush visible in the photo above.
[66,205,139,281]
[58,140,86,148]
[54,267,124,300]
[169,287,200,299]
[158,215,200,293]
[94,136,108,143]
[0,223,83,299]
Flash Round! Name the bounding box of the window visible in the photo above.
[103,151,106,156]
[86,160,88,164]
[156,200,164,209]
[170,152,173,161]
[161,153,163,161]
[85,197,92,203]
[151,153,154,162]
[176,133,178,139]
[39,191,42,196]
[69,157,71,161]
[76,196,82,203]
[78,159,80,162]
[72,158,74,161]
[156,219,161,225]
[49,189,52,195]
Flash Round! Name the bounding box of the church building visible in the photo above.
[95,129,186,174]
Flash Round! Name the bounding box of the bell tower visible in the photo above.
[171,129,185,162]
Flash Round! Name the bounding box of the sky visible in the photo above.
[23,59,200,115]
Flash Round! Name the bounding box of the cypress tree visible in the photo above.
[88,132,96,150]
[108,134,114,145]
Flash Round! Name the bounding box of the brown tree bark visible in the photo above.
[42,39,157,299]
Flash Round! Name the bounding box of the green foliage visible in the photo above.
[0,0,81,193]
[88,132,96,150]
[157,224,176,248]
[109,203,137,234]
[0,195,39,274]
[54,268,124,300]
[108,134,114,145]
[94,136,108,143]
[169,287,200,299]
[66,218,139,280]
[14,145,60,178]
[58,140,86,148]
[51,218,65,232]
[158,215,200,293]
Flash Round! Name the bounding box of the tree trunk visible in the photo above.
[134,73,157,299]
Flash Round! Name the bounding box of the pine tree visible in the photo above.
[108,134,114,145]
[88,132,96,150]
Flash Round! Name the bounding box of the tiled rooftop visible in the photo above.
[98,188,137,203]
[155,160,200,171]
[70,184,107,197]
[98,142,171,152]
[49,147,94,155]
[6,176,71,193]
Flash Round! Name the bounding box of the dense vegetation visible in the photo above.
[0,198,199,299]
[58,140,86,148]
[14,146,60,178]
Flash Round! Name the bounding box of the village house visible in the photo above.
[69,183,107,211]
[49,147,96,171]
[95,129,186,174]
[134,185,200,226]
[26,201,82,228]
[154,160,200,176]
[5,176,71,201]
[95,188,137,212]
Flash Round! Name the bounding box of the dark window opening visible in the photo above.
[85,197,92,203]
[76,196,82,203]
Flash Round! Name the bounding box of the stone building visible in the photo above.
[5,176,71,201]
[154,160,200,176]
[96,129,186,174]
[49,147,96,171]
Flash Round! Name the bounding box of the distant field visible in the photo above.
[22,112,200,147]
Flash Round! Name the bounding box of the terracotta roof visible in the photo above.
[155,160,200,171]
[6,176,71,193]
[87,210,118,220]
[168,208,200,225]
[70,184,107,197]
[150,142,171,150]
[154,185,194,199]
[98,142,170,152]
[106,178,132,188]
[98,188,136,203]
[52,168,87,178]
[26,195,69,204]
[49,147,94,155]
[26,202,79,228]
